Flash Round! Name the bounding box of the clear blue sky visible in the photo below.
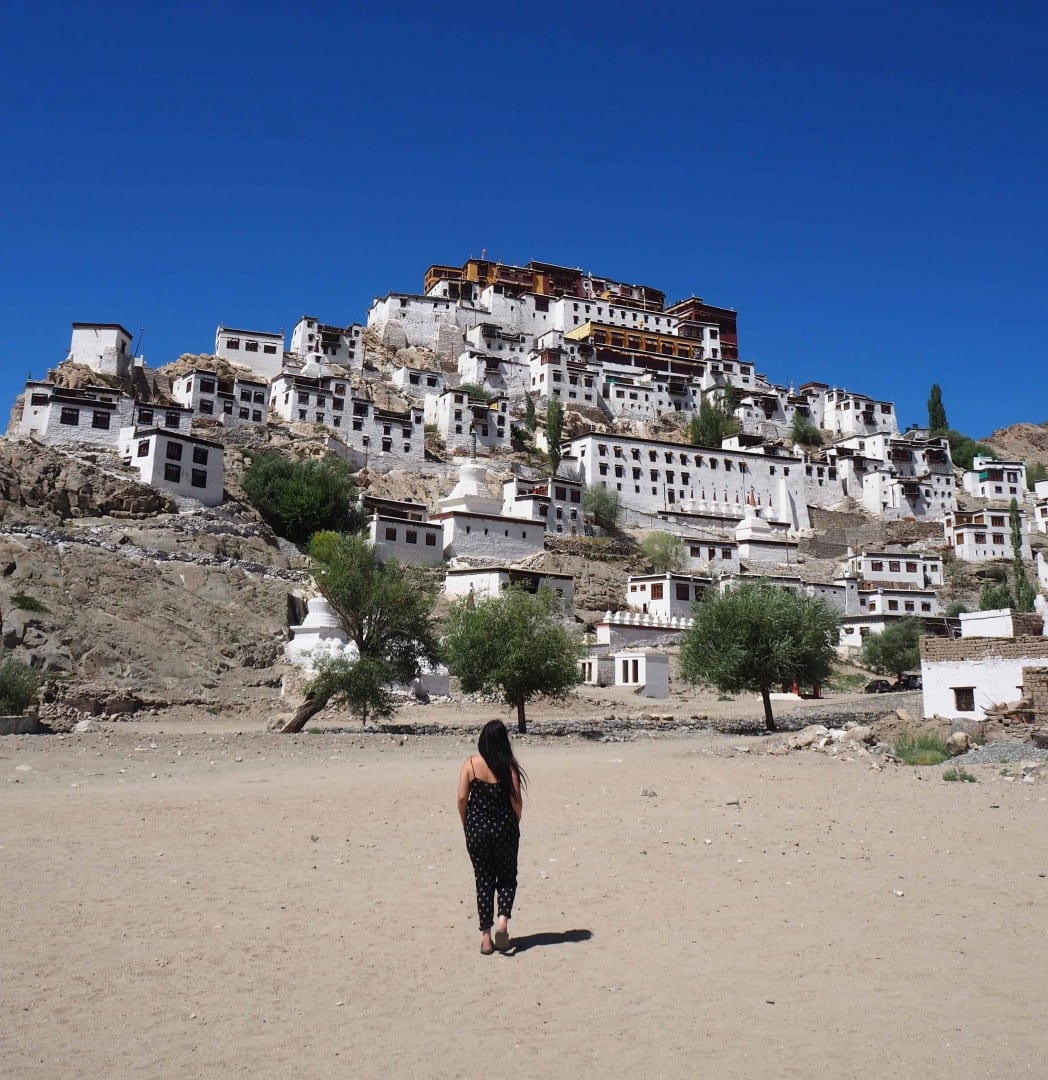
[3,1,1045,439]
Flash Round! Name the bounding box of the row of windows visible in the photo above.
[224,338,278,354]
[868,560,921,573]
[162,463,209,488]
[862,598,933,613]
[383,526,438,546]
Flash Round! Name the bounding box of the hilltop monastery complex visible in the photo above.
[9,256,1048,714]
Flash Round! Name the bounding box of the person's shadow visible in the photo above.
[505,929,593,955]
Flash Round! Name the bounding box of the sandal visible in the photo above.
[493,929,510,952]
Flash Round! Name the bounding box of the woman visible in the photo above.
[457,719,527,954]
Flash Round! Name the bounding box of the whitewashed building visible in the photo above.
[962,456,1027,502]
[426,390,509,455]
[444,567,574,611]
[214,325,284,378]
[67,322,135,378]
[118,427,224,506]
[842,550,945,590]
[920,610,1048,720]
[391,365,446,399]
[170,368,269,425]
[1032,480,1048,534]
[820,389,898,437]
[626,573,711,620]
[290,317,362,367]
[18,381,135,448]
[501,475,585,535]
[945,508,1030,562]
[368,513,443,567]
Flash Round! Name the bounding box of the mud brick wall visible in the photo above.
[1023,667,1048,719]
[920,636,1048,663]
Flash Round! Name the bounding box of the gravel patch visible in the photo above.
[961,741,1048,765]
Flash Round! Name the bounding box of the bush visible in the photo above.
[11,592,50,614]
[790,413,823,448]
[584,485,621,531]
[0,658,41,715]
[241,451,364,546]
[639,531,687,572]
[892,730,950,766]
[457,382,491,402]
[943,766,977,782]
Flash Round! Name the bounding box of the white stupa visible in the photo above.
[438,459,501,515]
[284,596,358,672]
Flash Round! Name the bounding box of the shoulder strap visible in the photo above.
[470,756,476,781]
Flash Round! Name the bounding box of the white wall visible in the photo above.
[120,429,224,506]
[369,515,443,567]
[214,326,284,377]
[921,656,1030,720]
[438,513,545,561]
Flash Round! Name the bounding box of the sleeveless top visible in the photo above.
[466,758,518,834]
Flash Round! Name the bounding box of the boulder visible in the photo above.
[788,724,829,750]
[946,731,971,757]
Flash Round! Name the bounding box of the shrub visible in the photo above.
[639,531,687,572]
[943,766,977,782]
[11,592,51,614]
[241,451,364,546]
[457,382,491,402]
[892,730,950,766]
[790,413,823,447]
[584,485,621,531]
[0,658,41,715]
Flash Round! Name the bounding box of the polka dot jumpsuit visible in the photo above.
[464,759,520,932]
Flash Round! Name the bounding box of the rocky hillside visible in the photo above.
[984,421,1048,467]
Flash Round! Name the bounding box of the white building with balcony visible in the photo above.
[170,368,269,425]
[962,456,1027,502]
[214,325,284,378]
[501,475,585,535]
[289,316,362,367]
[425,390,509,455]
[18,381,135,448]
[945,508,1031,563]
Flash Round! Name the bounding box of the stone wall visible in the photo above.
[1023,666,1048,720]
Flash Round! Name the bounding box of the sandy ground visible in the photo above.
[4,695,1048,1079]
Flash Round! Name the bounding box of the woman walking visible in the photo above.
[457,720,527,954]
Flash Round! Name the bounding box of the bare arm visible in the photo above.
[510,768,523,822]
[457,758,472,829]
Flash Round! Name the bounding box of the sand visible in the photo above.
[4,700,1048,1079]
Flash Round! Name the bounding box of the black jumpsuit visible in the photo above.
[464,762,520,932]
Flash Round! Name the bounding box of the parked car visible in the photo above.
[895,673,923,691]
[863,679,893,694]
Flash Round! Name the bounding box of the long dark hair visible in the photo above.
[478,719,527,800]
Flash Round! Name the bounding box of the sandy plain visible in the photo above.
[4,688,1048,1080]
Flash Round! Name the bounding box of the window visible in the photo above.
[59,407,80,426]
[888,600,899,611]
[263,344,277,354]
[888,560,901,573]
[191,469,207,489]
[954,687,975,712]
[226,338,240,350]
[91,411,110,430]
[165,412,180,428]
[166,442,183,461]
[406,530,418,544]
[385,526,397,541]
[193,447,208,465]
[240,408,250,419]
[297,392,310,405]
[200,379,215,394]
[992,534,1004,545]
[136,440,149,458]
[906,562,917,573]
[245,341,259,353]
[425,533,437,547]
[164,463,181,483]
[675,583,690,601]
[651,583,664,600]
[199,399,214,415]
[139,408,155,424]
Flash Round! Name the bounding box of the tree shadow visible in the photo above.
[507,929,593,955]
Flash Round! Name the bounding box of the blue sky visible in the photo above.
[2,1,1045,439]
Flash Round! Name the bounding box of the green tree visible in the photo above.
[242,451,364,546]
[927,384,948,436]
[688,386,738,447]
[457,382,491,402]
[944,601,968,618]
[790,412,823,448]
[523,392,537,433]
[679,581,840,731]
[639,531,687,572]
[0,657,41,715]
[443,586,583,734]
[860,617,923,683]
[1010,497,1037,612]
[283,532,440,730]
[945,430,993,472]
[979,578,1014,611]
[546,397,565,476]
[583,485,620,532]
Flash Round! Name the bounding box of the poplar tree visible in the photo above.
[546,397,565,476]
[1010,497,1037,612]
[927,384,948,436]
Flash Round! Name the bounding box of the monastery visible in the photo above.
[8,257,1045,704]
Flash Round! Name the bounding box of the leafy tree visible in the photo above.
[688,386,738,447]
[583,485,620,532]
[242,451,364,546]
[444,586,583,733]
[639,531,687,572]
[790,413,823,448]
[546,397,565,476]
[860,617,923,683]
[979,578,1014,611]
[679,581,840,731]
[283,532,440,730]
[523,392,537,433]
[1010,497,1037,612]
[945,430,993,472]
[944,601,968,618]
[927,383,948,436]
